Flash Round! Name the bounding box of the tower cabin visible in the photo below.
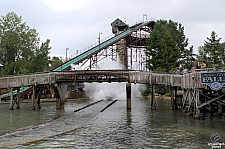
[111,18,129,34]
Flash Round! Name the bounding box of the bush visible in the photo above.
[165,92,171,97]
[141,84,151,98]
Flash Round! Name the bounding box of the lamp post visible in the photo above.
[143,14,147,22]
[98,32,102,50]
[60,56,62,72]
[66,48,69,61]
[96,32,102,69]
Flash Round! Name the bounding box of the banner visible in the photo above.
[200,72,225,91]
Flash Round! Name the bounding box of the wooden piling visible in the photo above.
[16,88,20,109]
[32,85,36,110]
[126,83,131,110]
[10,88,13,110]
[151,85,156,110]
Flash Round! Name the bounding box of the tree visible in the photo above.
[141,84,151,98]
[49,56,63,70]
[181,46,196,70]
[219,42,225,65]
[30,39,51,72]
[145,20,189,72]
[0,12,51,75]
[198,31,222,67]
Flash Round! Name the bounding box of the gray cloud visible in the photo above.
[0,0,225,57]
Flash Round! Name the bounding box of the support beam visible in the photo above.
[194,89,200,119]
[182,89,188,113]
[126,83,131,110]
[174,87,178,110]
[32,85,36,110]
[16,88,20,109]
[56,83,68,110]
[36,86,42,109]
[170,87,174,110]
[218,103,222,115]
[0,88,1,103]
[151,85,156,110]
[10,88,13,110]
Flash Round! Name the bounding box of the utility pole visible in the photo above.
[96,32,102,69]
[66,48,69,61]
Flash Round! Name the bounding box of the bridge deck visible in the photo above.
[0,70,206,89]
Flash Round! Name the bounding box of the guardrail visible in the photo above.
[0,70,211,90]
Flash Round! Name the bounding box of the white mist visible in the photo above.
[83,57,145,100]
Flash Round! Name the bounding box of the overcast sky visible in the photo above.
[1,0,225,58]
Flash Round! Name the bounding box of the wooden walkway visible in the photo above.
[0,70,225,118]
[0,70,205,89]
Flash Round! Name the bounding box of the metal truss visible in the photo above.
[69,19,155,71]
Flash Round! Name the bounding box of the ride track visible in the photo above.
[0,99,118,148]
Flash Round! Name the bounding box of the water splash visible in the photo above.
[83,57,145,100]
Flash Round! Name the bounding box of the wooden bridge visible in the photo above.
[1,70,224,118]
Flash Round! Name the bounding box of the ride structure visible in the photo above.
[0,17,225,119]
[53,18,155,71]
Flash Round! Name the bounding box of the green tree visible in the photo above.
[198,31,222,67]
[181,46,196,70]
[49,56,62,70]
[145,20,189,72]
[219,42,225,65]
[0,12,51,75]
[196,46,207,64]
[141,84,151,98]
[30,39,51,72]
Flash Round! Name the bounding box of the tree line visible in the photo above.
[0,12,62,76]
[145,20,225,72]
[0,12,224,77]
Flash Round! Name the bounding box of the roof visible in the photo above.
[0,64,3,67]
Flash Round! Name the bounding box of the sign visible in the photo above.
[208,133,225,148]
[200,72,225,91]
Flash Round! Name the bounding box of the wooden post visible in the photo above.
[218,103,222,116]
[16,88,20,109]
[170,86,174,110]
[10,88,13,110]
[182,89,188,113]
[0,88,1,103]
[174,87,177,110]
[32,85,36,110]
[188,89,192,110]
[36,86,42,109]
[126,83,131,110]
[151,85,156,110]
[194,89,200,119]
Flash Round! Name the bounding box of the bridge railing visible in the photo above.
[176,72,206,89]
[0,71,209,89]
[0,73,56,88]
[129,71,150,84]
[138,72,206,89]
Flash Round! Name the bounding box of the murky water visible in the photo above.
[0,98,225,148]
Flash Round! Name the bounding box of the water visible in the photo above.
[0,98,225,148]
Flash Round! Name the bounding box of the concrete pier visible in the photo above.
[56,83,68,110]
